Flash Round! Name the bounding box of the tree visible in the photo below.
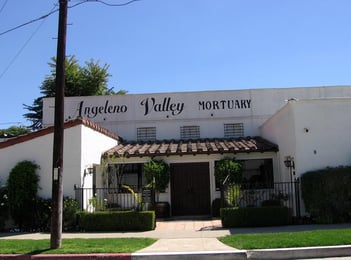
[215,157,243,185]
[144,158,170,202]
[23,56,127,130]
[0,126,30,137]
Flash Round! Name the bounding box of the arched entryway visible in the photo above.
[170,162,211,216]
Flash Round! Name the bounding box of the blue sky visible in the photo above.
[1,0,351,128]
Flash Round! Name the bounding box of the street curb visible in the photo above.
[131,251,247,260]
[0,254,131,259]
[1,246,351,260]
[131,245,351,259]
[246,245,351,259]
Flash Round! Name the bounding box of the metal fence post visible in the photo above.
[295,178,301,218]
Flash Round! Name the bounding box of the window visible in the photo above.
[241,159,273,188]
[137,127,156,142]
[224,123,244,138]
[107,163,144,191]
[180,125,200,139]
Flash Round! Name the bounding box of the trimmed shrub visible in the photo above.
[7,160,40,230]
[0,182,9,231]
[301,166,351,223]
[221,206,291,227]
[78,211,156,231]
[211,198,221,217]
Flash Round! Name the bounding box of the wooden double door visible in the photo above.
[170,162,211,216]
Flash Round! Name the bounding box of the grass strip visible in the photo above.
[219,228,351,249]
[0,238,156,254]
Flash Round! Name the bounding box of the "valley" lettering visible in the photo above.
[140,97,184,116]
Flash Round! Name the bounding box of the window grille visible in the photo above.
[137,127,156,142]
[180,125,200,140]
[224,123,244,138]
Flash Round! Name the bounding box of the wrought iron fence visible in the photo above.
[75,180,301,217]
[221,179,301,217]
[74,185,154,211]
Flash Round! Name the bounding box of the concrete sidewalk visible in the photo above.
[1,219,351,259]
[0,219,236,253]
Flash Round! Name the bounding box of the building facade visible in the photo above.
[1,85,351,218]
[44,85,351,216]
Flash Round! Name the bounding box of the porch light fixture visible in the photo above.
[284,156,296,182]
[284,156,295,169]
[84,167,94,176]
[87,167,94,175]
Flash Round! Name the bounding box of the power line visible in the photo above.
[0,0,142,37]
[0,8,59,37]
[0,0,8,15]
[86,0,141,7]
[0,5,57,80]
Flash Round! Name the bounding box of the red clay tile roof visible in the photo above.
[0,118,120,149]
[104,136,278,158]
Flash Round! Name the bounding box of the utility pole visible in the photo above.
[51,0,67,249]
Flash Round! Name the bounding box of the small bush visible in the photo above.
[221,206,291,227]
[211,198,221,217]
[301,166,351,223]
[225,184,241,207]
[31,196,79,232]
[34,197,52,231]
[63,197,80,231]
[261,199,281,207]
[78,211,156,231]
[0,182,9,231]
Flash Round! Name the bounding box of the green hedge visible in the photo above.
[220,206,291,228]
[78,211,156,231]
[301,166,351,223]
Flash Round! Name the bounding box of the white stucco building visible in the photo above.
[0,119,119,198]
[1,85,351,217]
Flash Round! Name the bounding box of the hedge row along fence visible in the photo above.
[301,166,351,224]
[221,206,291,228]
[77,211,156,231]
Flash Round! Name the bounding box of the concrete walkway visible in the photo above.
[136,218,236,252]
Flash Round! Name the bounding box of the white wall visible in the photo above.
[261,98,351,179]
[293,98,351,175]
[80,124,119,189]
[0,123,118,199]
[43,86,351,141]
[260,101,297,182]
[0,133,54,197]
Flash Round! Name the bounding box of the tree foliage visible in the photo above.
[0,126,30,137]
[23,56,127,130]
[144,158,170,195]
[215,157,243,184]
[7,160,40,230]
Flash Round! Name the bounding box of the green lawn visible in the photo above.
[219,228,351,249]
[2,229,351,254]
[0,238,156,254]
